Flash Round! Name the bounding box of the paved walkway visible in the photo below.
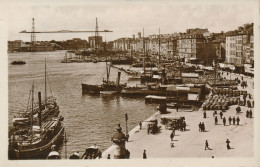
[102,74,254,159]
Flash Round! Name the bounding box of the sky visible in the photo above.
[4,0,257,42]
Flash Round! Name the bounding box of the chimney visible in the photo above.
[117,72,121,86]
[132,35,135,39]
[38,92,42,129]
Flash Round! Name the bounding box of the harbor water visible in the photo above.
[8,51,157,158]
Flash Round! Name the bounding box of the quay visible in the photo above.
[102,72,254,158]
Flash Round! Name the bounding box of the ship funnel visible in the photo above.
[38,92,42,129]
[117,72,121,86]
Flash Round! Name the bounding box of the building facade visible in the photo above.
[225,34,253,65]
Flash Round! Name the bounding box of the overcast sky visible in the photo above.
[5,0,257,42]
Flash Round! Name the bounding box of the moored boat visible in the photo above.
[11,60,26,65]
[10,117,65,159]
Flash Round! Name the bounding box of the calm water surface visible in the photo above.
[8,51,157,158]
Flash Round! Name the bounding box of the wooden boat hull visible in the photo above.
[82,83,102,94]
[14,126,64,159]
[121,89,166,96]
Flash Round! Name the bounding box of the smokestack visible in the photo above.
[132,35,135,39]
[38,92,42,129]
[117,72,121,86]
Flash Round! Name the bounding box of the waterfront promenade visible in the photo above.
[102,72,254,158]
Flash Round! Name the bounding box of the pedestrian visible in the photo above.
[236,116,240,125]
[205,140,210,150]
[107,154,110,159]
[249,109,253,118]
[183,121,186,131]
[139,121,142,130]
[236,105,241,114]
[252,100,254,108]
[201,122,205,132]
[213,110,217,117]
[246,110,249,118]
[232,116,236,125]
[223,117,226,126]
[117,123,122,131]
[214,116,218,125]
[143,150,147,159]
[247,100,251,108]
[220,111,223,119]
[170,131,174,141]
[228,116,232,125]
[199,122,202,132]
[203,111,207,118]
[126,149,130,159]
[226,139,231,150]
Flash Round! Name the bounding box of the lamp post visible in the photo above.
[125,113,128,135]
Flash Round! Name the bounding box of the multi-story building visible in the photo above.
[177,33,206,62]
[8,40,22,52]
[88,36,102,49]
[225,33,253,65]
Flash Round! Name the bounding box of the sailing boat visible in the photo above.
[9,91,64,159]
[12,59,60,128]
[140,28,158,83]
[9,60,65,159]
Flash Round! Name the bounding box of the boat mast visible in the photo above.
[143,28,145,73]
[45,58,47,108]
[159,28,161,65]
[31,81,34,131]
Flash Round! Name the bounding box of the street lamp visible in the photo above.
[125,113,128,135]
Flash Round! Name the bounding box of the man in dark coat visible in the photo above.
[223,117,226,126]
[228,116,232,125]
[170,131,174,141]
[236,106,241,114]
[220,111,223,119]
[236,116,240,125]
[203,111,207,118]
[205,140,210,150]
[226,139,231,150]
[233,116,236,125]
[249,110,253,118]
[199,122,202,132]
[214,116,218,125]
[201,122,205,132]
[246,110,249,118]
[143,150,147,159]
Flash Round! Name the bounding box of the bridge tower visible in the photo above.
[31,18,36,52]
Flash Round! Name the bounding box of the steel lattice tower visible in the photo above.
[31,18,36,51]
[94,18,99,49]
